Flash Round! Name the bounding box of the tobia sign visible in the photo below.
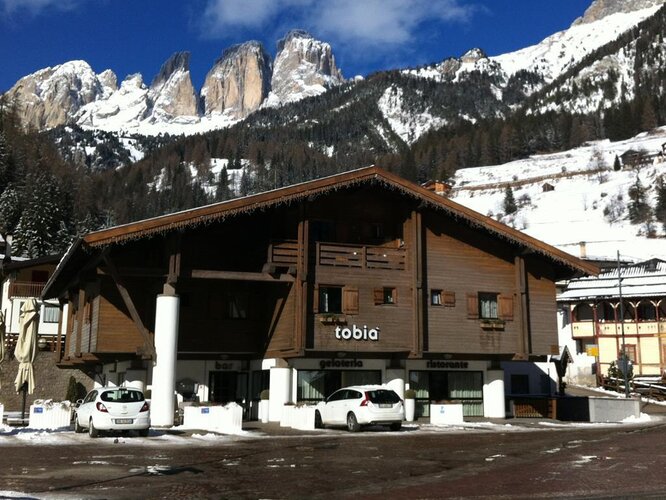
[335,324,379,341]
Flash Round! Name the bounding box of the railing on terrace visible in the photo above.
[268,240,299,266]
[8,281,46,298]
[269,240,407,271]
[3,332,64,355]
[317,242,406,270]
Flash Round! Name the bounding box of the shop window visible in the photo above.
[374,287,397,305]
[297,370,381,404]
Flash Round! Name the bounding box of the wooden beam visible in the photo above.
[97,267,167,278]
[514,255,530,360]
[103,254,156,360]
[75,288,85,358]
[190,270,295,282]
[411,210,424,356]
[164,232,182,295]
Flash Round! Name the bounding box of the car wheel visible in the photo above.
[138,428,149,437]
[74,417,84,433]
[346,412,360,432]
[88,419,99,438]
[390,422,402,431]
[314,411,324,429]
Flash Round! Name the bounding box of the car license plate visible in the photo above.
[378,404,392,408]
[115,418,133,424]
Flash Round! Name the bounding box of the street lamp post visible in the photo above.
[617,250,630,398]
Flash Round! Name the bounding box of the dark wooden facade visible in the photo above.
[44,167,596,368]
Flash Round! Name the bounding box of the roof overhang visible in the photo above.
[43,166,598,299]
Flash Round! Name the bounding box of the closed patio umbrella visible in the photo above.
[15,298,39,394]
[0,310,5,389]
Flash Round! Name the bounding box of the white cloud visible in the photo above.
[200,0,478,47]
[1,0,82,15]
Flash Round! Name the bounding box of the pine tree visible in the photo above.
[613,155,622,172]
[503,186,517,215]
[0,186,21,235]
[215,167,231,201]
[12,173,71,258]
[627,176,651,225]
[655,177,666,231]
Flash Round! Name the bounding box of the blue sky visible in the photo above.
[0,0,594,92]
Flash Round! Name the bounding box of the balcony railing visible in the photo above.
[8,281,46,298]
[268,240,407,271]
[318,242,406,270]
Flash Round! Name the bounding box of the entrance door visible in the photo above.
[209,371,239,404]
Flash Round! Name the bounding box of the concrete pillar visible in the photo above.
[150,294,180,427]
[385,368,406,399]
[268,367,292,422]
[483,369,506,418]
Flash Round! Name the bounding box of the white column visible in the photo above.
[268,367,292,423]
[483,369,506,418]
[150,294,180,427]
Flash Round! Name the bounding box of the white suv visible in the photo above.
[315,385,404,432]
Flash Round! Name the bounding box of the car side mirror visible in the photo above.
[76,399,84,406]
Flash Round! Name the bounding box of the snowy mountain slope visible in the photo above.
[450,128,666,261]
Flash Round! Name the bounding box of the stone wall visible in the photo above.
[0,351,94,411]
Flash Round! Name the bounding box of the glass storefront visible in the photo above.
[297,370,381,404]
[409,370,484,417]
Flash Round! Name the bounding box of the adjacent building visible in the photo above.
[558,258,666,381]
[42,167,597,425]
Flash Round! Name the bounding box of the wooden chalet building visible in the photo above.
[558,258,666,381]
[42,167,597,426]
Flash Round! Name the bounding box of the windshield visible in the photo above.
[100,389,145,403]
[365,389,400,404]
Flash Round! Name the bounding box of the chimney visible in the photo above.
[579,241,587,259]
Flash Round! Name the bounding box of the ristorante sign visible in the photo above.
[334,324,380,341]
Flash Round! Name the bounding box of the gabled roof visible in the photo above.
[558,259,666,301]
[43,166,598,298]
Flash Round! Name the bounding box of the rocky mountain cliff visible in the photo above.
[4,31,342,134]
[265,30,344,107]
[573,0,666,24]
[4,60,115,130]
[201,42,272,119]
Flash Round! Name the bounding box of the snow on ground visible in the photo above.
[450,128,666,262]
[0,413,660,448]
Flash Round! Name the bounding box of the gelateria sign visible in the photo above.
[334,325,380,341]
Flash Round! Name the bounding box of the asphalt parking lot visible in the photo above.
[2,415,666,500]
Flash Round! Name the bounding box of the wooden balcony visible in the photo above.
[571,322,594,338]
[8,281,46,298]
[317,243,406,270]
[268,240,407,271]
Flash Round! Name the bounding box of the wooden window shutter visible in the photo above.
[499,295,514,321]
[343,287,359,315]
[466,293,479,319]
[373,288,384,305]
[442,291,456,307]
[313,284,319,313]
